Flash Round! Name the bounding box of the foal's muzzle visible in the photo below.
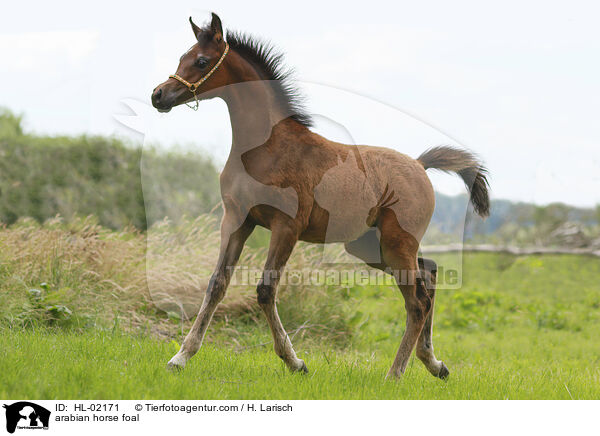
[151,86,173,113]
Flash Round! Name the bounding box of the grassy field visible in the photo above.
[0,322,600,399]
[1,219,599,399]
[1,323,599,399]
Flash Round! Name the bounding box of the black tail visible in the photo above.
[418,145,490,218]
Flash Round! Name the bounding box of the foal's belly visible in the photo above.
[306,155,381,243]
[300,201,374,244]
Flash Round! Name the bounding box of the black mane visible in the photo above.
[225,30,313,127]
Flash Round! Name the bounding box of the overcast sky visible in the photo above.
[1,0,599,207]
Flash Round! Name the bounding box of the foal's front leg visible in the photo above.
[257,223,307,373]
[167,218,255,370]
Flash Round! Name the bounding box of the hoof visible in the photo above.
[167,360,184,372]
[167,353,187,372]
[384,367,402,380]
[291,360,308,374]
[437,362,450,380]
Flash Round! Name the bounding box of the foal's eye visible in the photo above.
[195,57,210,69]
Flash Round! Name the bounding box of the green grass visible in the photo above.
[1,325,598,399]
[1,222,599,400]
[1,251,599,399]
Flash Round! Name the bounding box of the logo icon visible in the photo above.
[3,402,50,434]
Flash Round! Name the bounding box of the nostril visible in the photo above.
[152,88,162,103]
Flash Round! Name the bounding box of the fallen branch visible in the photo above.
[422,244,600,257]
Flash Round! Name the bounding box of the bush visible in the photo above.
[0,108,221,229]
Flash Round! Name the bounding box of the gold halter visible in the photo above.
[169,42,230,110]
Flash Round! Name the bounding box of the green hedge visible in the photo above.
[0,109,220,229]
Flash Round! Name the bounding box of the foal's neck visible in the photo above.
[221,51,308,155]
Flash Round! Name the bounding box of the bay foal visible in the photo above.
[151,13,490,379]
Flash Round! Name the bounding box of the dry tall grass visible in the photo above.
[0,214,358,344]
[0,216,148,329]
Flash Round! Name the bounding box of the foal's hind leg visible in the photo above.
[416,257,449,379]
[345,228,447,378]
[378,211,432,379]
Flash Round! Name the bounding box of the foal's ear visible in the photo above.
[210,13,223,38]
[189,16,202,41]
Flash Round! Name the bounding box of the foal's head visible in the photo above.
[151,13,230,112]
